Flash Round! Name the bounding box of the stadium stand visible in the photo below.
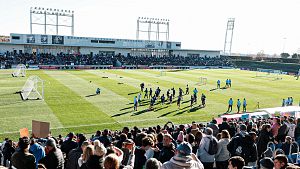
[0,52,233,67]
[1,116,300,169]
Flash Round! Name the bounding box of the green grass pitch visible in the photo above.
[0,69,299,139]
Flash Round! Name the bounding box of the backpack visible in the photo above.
[206,137,218,155]
[227,134,246,156]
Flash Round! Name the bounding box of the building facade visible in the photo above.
[0,33,220,57]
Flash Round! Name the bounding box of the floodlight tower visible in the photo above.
[223,18,235,55]
[136,17,170,41]
[30,7,74,35]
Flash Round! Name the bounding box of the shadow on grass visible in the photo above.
[157,111,173,118]
[85,94,98,97]
[131,109,149,116]
[154,106,169,112]
[0,100,25,106]
[111,110,133,117]
[128,91,139,95]
[173,105,205,116]
[0,92,15,97]
[189,105,205,112]
[119,106,133,111]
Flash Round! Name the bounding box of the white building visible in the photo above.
[0,33,220,58]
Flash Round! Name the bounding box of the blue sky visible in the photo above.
[0,0,300,55]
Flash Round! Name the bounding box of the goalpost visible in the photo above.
[20,76,44,100]
[256,68,282,80]
[12,64,26,77]
[160,70,166,76]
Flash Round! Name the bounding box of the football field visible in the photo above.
[0,69,299,139]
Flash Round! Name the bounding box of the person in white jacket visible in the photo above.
[161,142,204,169]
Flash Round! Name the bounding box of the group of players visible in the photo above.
[217,79,232,89]
[227,98,247,113]
[133,83,206,111]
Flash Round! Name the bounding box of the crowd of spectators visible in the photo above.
[0,52,233,67]
[1,116,300,169]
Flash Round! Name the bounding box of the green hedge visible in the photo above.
[233,61,300,73]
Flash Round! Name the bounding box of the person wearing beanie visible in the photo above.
[11,137,36,169]
[39,138,64,169]
[260,157,274,169]
[161,142,204,169]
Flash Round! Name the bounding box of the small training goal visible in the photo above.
[20,76,44,100]
[256,68,282,80]
[197,77,207,85]
[160,71,167,76]
[12,64,26,77]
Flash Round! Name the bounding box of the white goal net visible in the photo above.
[197,77,207,85]
[20,76,44,100]
[160,71,166,76]
[256,68,282,80]
[12,64,26,77]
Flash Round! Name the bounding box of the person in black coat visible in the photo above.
[257,124,273,159]
[61,132,78,157]
[3,140,15,167]
[39,138,64,169]
[218,117,230,133]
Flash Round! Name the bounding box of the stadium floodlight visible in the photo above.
[136,16,170,42]
[20,76,44,100]
[30,6,74,35]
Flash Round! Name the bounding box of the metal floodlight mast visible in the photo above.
[223,18,235,55]
[30,7,74,35]
[136,17,170,42]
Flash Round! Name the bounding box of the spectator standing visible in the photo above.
[158,134,176,164]
[273,154,288,169]
[197,127,217,169]
[78,144,94,168]
[295,118,300,145]
[161,142,204,169]
[66,134,87,169]
[207,119,219,137]
[218,117,230,133]
[39,138,64,169]
[228,156,245,169]
[134,137,154,169]
[61,132,78,158]
[11,137,36,169]
[99,129,112,147]
[29,138,45,169]
[215,130,231,169]
[257,124,273,159]
[2,139,15,167]
[145,158,162,169]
